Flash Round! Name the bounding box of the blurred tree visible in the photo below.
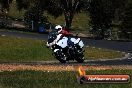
[1,0,87,31]
[88,0,116,39]
[120,0,132,39]
[15,0,31,11]
[47,0,86,29]
[16,0,50,31]
[0,0,13,12]
[0,0,13,28]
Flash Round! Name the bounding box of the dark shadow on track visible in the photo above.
[0,58,132,66]
[86,59,132,65]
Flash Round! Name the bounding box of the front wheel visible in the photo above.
[75,54,84,63]
[54,50,67,63]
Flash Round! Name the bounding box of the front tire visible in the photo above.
[54,50,67,63]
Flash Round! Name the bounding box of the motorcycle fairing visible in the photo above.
[56,37,68,48]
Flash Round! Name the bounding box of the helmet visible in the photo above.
[55,25,62,33]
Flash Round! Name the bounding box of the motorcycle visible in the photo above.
[47,30,85,63]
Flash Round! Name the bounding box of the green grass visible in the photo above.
[0,69,132,88]
[0,36,54,62]
[0,36,124,62]
[85,47,124,59]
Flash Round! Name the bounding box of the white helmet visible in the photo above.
[55,25,62,33]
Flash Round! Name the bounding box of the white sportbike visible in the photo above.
[47,31,85,63]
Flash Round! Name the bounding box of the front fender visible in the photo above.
[54,49,59,52]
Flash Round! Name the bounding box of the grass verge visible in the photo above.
[85,47,124,60]
[0,36,124,62]
[0,69,131,88]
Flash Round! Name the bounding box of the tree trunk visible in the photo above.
[65,17,71,29]
[64,11,74,30]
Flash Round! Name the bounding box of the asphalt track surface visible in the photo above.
[0,30,132,65]
[0,57,132,66]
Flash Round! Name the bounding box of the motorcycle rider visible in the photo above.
[47,25,73,47]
